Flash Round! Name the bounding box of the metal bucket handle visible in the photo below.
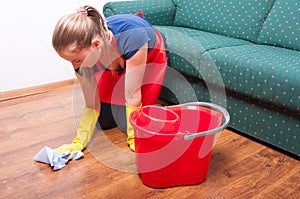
[167,102,230,141]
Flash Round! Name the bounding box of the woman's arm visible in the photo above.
[76,67,100,112]
[124,42,148,151]
[55,67,100,155]
[125,42,148,107]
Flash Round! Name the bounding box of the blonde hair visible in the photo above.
[52,5,106,53]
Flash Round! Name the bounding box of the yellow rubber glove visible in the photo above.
[56,108,100,154]
[126,104,142,151]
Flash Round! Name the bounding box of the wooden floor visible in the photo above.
[1,83,300,199]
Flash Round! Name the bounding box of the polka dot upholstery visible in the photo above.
[103,0,300,156]
[257,0,300,50]
[202,45,300,112]
[160,75,300,155]
[156,26,251,78]
[103,0,176,26]
[226,94,299,153]
[173,0,276,42]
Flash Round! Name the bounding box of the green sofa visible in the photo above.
[103,0,300,158]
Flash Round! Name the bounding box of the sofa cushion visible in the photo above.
[256,0,300,50]
[103,0,176,26]
[172,0,276,42]
[202,45,300,112]
[156,26,251,78]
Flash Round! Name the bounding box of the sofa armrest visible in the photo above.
[103,0,176,26]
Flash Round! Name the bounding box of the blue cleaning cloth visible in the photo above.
[33,145,84,170]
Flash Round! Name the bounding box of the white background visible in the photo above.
[0,0,120,92]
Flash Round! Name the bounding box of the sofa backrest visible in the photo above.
[173,0,276,42]
[103,0,176,26]
[256,0,300,50]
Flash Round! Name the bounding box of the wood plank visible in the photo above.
[0,79,76,102]
[0,84,299,198]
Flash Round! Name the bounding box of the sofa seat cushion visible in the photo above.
[202,45,300,112]
[156,26,251,78]
[172,0,276,42]
[256,0,300,50]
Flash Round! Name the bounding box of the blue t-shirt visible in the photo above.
[106,14,157,60]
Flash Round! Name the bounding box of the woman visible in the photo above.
[52,5,167,152]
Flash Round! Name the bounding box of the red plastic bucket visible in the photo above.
[130,102,230,188]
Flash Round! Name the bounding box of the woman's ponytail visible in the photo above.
[83,6,106,31]
[52,5,107,53]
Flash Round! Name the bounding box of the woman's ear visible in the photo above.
[91,38,101,48]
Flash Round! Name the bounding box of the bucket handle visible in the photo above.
[168,102,230,141]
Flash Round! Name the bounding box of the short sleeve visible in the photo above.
[115,28,150,59]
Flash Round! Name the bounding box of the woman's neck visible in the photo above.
[100,31,124,70]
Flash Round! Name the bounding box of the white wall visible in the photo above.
[0,0,115,92]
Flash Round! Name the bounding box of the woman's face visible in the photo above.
[59,41,102,70]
